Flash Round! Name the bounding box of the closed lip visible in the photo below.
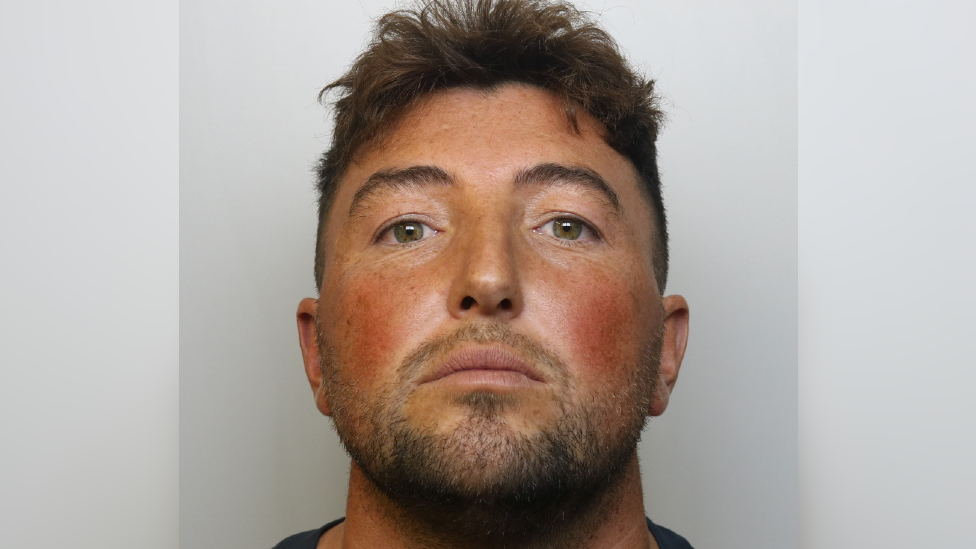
[418,346,546,384]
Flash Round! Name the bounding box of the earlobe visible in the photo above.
[297,297,331,416]
[649,295,689,417]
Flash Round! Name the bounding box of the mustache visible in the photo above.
[397,321,567,383]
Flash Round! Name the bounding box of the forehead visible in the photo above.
[356,84,629,179]
[329,84,653,236]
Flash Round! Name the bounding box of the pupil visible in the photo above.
[554,220,580,239]
[395,222,423,242]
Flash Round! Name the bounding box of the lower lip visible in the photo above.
[429,369,542,389]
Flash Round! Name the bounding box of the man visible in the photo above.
[280,1,692,547]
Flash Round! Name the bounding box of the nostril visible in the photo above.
[461,296,475,310]
[499,298,511,310]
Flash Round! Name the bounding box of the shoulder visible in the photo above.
[646,517,696,549]
[271,518,345,549]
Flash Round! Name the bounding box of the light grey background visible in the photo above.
[180,1,797,548]
[1,2,178,549]
[6,1,974,548]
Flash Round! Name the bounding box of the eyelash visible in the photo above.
[536,214,602,243]
[373,214,602,245]
[375,216,437,245]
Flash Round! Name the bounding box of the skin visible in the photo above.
[297,84,690,549]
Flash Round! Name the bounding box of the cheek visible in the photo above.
[537,266,656,384]
[322,267,444,384]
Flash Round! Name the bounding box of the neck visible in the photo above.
[334,452,652,549]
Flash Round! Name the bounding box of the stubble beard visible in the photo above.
[320,321,663,548]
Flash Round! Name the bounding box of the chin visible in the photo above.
[348,403,641,546]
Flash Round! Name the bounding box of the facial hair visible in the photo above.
[319,320,663,548]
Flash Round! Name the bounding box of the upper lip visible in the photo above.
[418,346,546,384]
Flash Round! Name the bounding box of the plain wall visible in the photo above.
[180,1,797,548]
[1,2,178,549]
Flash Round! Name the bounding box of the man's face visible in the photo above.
[298,84,686,522]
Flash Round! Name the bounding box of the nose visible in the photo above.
[447,221,524,319]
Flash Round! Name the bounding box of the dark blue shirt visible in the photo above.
[272,517,695,548]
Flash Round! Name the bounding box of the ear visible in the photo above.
[650,295,689,417]
[297,297,331,416]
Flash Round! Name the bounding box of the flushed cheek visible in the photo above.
[538,268,655,385]
[323,267,445,386]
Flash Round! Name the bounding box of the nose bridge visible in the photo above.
[448,207,523,318]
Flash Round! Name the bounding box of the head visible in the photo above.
[297,0,689,544]
[313,0,669,292]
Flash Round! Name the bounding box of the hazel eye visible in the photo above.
[542,218,593,241]
[394,222,424,242]
[551,219,583,240]
[380,220,434,244]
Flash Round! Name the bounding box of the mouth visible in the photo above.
[418,346,546,388]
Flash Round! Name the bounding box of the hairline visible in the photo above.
[314,82,665,293]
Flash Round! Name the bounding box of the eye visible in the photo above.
[551,219,583,240]
[378,220,435,244]
[393,222,424,243]
[540,217,596,241]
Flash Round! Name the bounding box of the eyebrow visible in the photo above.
[348,165,455,216]
[514,163,620,213]
[348,162,620,216]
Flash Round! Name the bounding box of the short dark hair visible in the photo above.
[314,0,669,290]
